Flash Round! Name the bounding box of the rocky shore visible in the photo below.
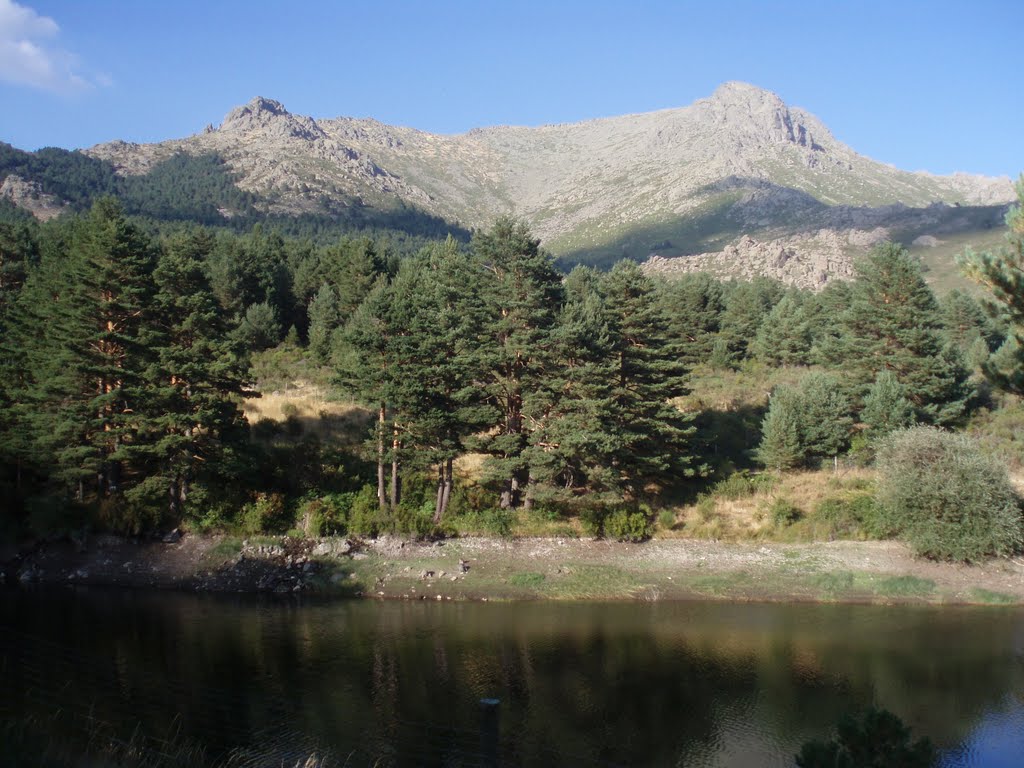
[5,532,1024,605]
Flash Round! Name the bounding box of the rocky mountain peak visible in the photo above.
[69,83,1014,288]
[699,81,830,152]
[219,96,325,141]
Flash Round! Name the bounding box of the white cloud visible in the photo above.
[0,0,100,93]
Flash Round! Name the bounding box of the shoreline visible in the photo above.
[5,533,1024,606]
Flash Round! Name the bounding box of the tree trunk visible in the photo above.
[107,458,120,495]
[377,402,387,510]
[440,457,454,520]
[169,478,179,519]
[500,473,522,509]
[390,427,400,508]
[434,458,455,523]
[434,465,446,523]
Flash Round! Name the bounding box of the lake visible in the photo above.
[2,588,1023,766]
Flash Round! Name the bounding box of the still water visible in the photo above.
[2,587,1024,767]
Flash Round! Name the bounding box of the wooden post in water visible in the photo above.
[480,698,500,767]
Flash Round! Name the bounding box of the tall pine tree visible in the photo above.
[472,218,564,509]
[830,242,973,425]
[599,261,701,497]
[959,177,1024,393]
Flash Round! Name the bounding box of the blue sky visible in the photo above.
[1,0,1021,177]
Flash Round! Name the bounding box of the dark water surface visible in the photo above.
[2,587,1024,767]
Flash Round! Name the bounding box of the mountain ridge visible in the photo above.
[6,82,1016,287]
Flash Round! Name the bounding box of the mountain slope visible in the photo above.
[7,82,1016,286]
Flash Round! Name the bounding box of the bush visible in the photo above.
[347,484,383,537]
[708,471,775,500]
[296,493,354,537]
[770,498,802,527]
[393,500,437,539]
[238,493,287,535]
[605,507,653,542]
[579,507,606,538]
[479,507,514,537]
[658,508,677,531]
[876,426,1024,561]
[814,494,889,540]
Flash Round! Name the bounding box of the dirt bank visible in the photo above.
[5,533,1024,605]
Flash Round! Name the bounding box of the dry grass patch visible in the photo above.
[244,382,372,445]
[670,467,876,542]
[453,452,488,482]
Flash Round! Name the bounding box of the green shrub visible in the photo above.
[97,480,163,535]
[181,484,238,533]
[448,483,501,517]
[296,494,355,537]
[605,508,653,542]
[284,414,304,436]
[815,494,887,539]
[478,507,514,537]
[393,500,437,539]
[696,496,717,522]
[238,493,287,535]
[347,484,383,537]
[875,426,1024,562]
[579,507,606,538]
[658,508,677,531]
[770,498,802,527]
[814,498,860,538]
[709,471,775,500]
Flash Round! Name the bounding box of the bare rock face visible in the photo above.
[641,227,893,290]
[0,174,68,220]
[219,96,327,142]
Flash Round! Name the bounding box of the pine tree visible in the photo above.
[756,386,804,471]
[959,176,1024,394]
[145,232,253,519]
[207,224,291,318]
[524,281,621,510]
[335,277,398,510]
[657,272,726,367]
[7,200,160,518]
[386,240,492,521]
[0,220,39,498]
[718,277,785,361]
[797,372,853,461]
[598,261,700,497]
[72,199,160,504]
[751,293,813,366]
[830,242,973,425]
[472,218,563,509]
[233,301,281,351]
[861,370,915,440]
[306,283,340,365]
[333,237,387,323]
[807,280,853,364]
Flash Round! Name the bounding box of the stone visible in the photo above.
[161,528,182,544]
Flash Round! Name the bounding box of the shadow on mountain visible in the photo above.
[557,175,1009,271]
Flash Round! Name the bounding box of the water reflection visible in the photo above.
[2,589,1023,766]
